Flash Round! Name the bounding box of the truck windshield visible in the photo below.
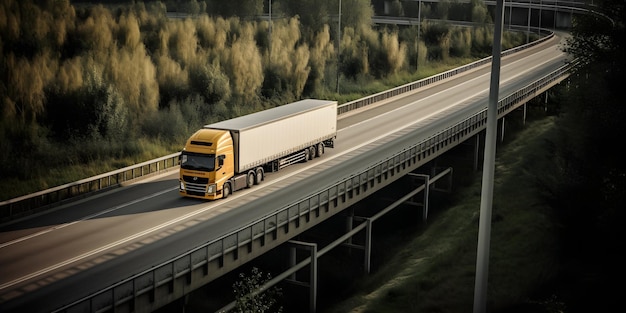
[180,152,215,171]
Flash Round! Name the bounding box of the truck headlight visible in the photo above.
[207,184,216,194]
[180,181,185,191]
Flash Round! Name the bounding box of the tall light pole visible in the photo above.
[508,0,513,30]
[554,0,558,29]
[473,0,505,312]
[336,0,342,94]
[526,0,532,43]
[417,0,422,71]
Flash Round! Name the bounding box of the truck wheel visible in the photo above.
[316,142,324,157]
[247,172,255,188]
[222,183,231,199]
[255,168,264,184]
[303,148,309,162]
[309,146,316,160]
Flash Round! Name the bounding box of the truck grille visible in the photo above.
[185,182,208,194]
[183,175,209,194]
[183,175,209,184]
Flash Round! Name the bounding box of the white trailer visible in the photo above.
[206,99,338,173]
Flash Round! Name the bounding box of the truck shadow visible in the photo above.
[0,178,207,233]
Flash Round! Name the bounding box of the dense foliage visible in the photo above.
[0,0,530,200]
[547,0,626,309]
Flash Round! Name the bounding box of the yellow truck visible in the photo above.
[179,99,337,200]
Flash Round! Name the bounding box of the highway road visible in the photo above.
[0,33,570,313]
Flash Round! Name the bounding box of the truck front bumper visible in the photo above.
[179,181,218,199]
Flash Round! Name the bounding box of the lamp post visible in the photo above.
[526,0,532,43]
[336,0,342,94]
[335,0,341,93]
[473,0,505,312]
[417,0,422,71]
[539,0,543,31]
[509,0,513,30]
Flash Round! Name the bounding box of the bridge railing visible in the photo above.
[52,58,575,313]
[0,153,180,223]
[337,31,553,115]
[0,31,554,223]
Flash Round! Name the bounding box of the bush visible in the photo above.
[233,267,282,313]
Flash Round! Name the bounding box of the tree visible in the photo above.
[232,267,282,313]
[547,2,626,309]
[565,0,624,74]
[341,0,374,31]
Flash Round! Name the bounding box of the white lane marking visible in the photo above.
[343,50,564,131]
[0,193,215,291]
[1,49,567,290]
[0,187,177,249]
[341,50,562,130]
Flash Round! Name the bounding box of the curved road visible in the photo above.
[0,33,570,313]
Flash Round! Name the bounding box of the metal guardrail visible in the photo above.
[337,31,553,115]
[0,31,554,223]
[0,153,180,223]
[52,57,575,313]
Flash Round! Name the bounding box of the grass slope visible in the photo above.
[324,115,563,313]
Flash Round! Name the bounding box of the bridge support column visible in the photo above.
[430,167,453,193]
[523,103,527,126]
[474,134,481,171]
[286,241,318,313]
[363,218,372,274]
[407,173,430,221]
[345,207,354,247]
[343,214,373,273]
[500,117,506,142]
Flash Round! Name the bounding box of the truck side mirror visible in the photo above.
[217,155,225,169]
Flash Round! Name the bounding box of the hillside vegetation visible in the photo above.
[0,0,533,200]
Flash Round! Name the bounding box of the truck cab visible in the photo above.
[179,128,234,200]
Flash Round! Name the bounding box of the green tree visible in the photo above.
[189,59,231,105]
[278,0,331,34]
[224,23,264,100]
[470,0,490,24]
[541,1,626,310]
[340,0,374,31]
[559,0,626,208]
[306,25,335,94]
[380,30,407,75]
[565,0,623,70]
[233,267,282,313]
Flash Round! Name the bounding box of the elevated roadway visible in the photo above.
[0,32,571,313]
